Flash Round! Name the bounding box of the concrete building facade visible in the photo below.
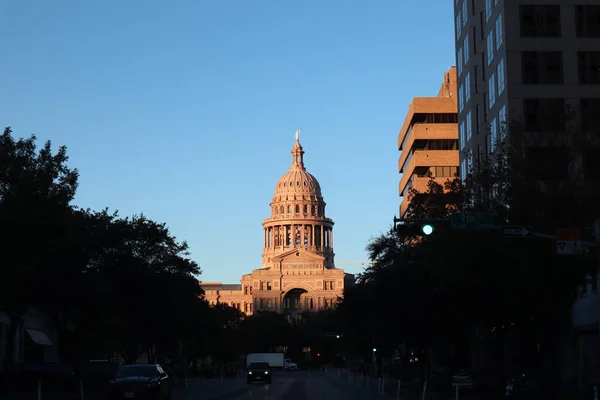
[397,67,460,218]
[454,0,600,178]
[201,132,354,317]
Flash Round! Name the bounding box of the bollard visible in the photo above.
[366,375,369,390]
[455,384,459,400]
[221,371,223,383]
[377,377,381,394]
[37,380,42,400]
[422,381,427,400]
[396,380,401,400]
[185,373,189,388]
[382,377,385,394]
[594,385,598,400]
[79,378,84,400]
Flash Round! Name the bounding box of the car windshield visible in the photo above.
[248,362,269,370]
[116,365,158,378]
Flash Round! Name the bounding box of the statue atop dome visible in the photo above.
[295,129,301,141]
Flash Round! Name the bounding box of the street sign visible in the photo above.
[556,228,581,241]
[451,213,494,229]
[502,226,532,238]
[556,240,583,255]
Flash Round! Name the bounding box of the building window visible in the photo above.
[463,34,469,65]
[459,83,464,113]
[466,111,472,141]
[464,72,471,103]
[266,281,272,290]
[523,98,566,133]
[456,12,462,38]
[458,47,463,75]
[490,117,497,153]
[497,59,505,94]
[522,52,564,84]
[485,0,492,21]
[460,159,467,181]
[495,13,503,50]
[486,32,494,65]
[467,152,473,173]
[498,105,507,138]
[520,5,561,38]
[459,122,465,150]
[576,5,600,37]
[462,0,468,27]
[580,98,600,134]
[488,73,496,109]
[578,52,600,84]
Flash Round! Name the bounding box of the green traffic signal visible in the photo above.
[422,224,434,235]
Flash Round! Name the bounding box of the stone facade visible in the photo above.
[397,67,459,218]
[201,131,354,317]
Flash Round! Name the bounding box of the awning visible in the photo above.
[25,329,53,346]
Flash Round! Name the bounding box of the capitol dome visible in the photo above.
[273,131,322,198]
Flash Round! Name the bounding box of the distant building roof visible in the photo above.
[200,282,242,291]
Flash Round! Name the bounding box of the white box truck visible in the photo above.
[246,353,297,370]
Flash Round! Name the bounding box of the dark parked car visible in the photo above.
[107,364,171,399]
[246,362,271,384]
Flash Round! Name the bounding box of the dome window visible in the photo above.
[295,205,300,213]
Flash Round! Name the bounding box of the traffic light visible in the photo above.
[395,222,434,237]
[336,335,340,339]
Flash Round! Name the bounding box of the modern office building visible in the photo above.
[454,1,600,179]
[397,67,460,218]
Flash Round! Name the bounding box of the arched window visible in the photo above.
[287,205,291,213]
[303,205,308,213]
[311,205,315,215]
[295,205,300,213]
[280,206,284,213]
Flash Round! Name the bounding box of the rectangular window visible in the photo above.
[465,72,471,103]
[266,281,272,290]
[459,83,464,113]
[473,65,478,93]
[466,111,472,141]
[498,105,507,138]
[522,52,564,84]
[458,47,464,75]
[523,98,567,133]
[520,5,561,38]
[462,0,468,27]
[463,34,469,65]
[497,59,505,94]
[467,152,473,172]
[485,0,492,21]
[490,117,497,153]
[460,158,467,181]
[456,12,462,38]
[459,121,466,150]
[486,31,494,65]
[488,73,496,109]
[576,5,600,37]
[495,13,503,50]
[578,51,600,84]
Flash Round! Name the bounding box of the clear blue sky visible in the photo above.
[0,0,455,282]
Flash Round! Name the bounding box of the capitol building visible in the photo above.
[200,131,354,317]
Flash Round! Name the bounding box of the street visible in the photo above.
[169,370,452,400]
[171,370,391,400]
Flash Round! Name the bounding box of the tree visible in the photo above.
[0,127,80,370]
[73,210,204,362]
